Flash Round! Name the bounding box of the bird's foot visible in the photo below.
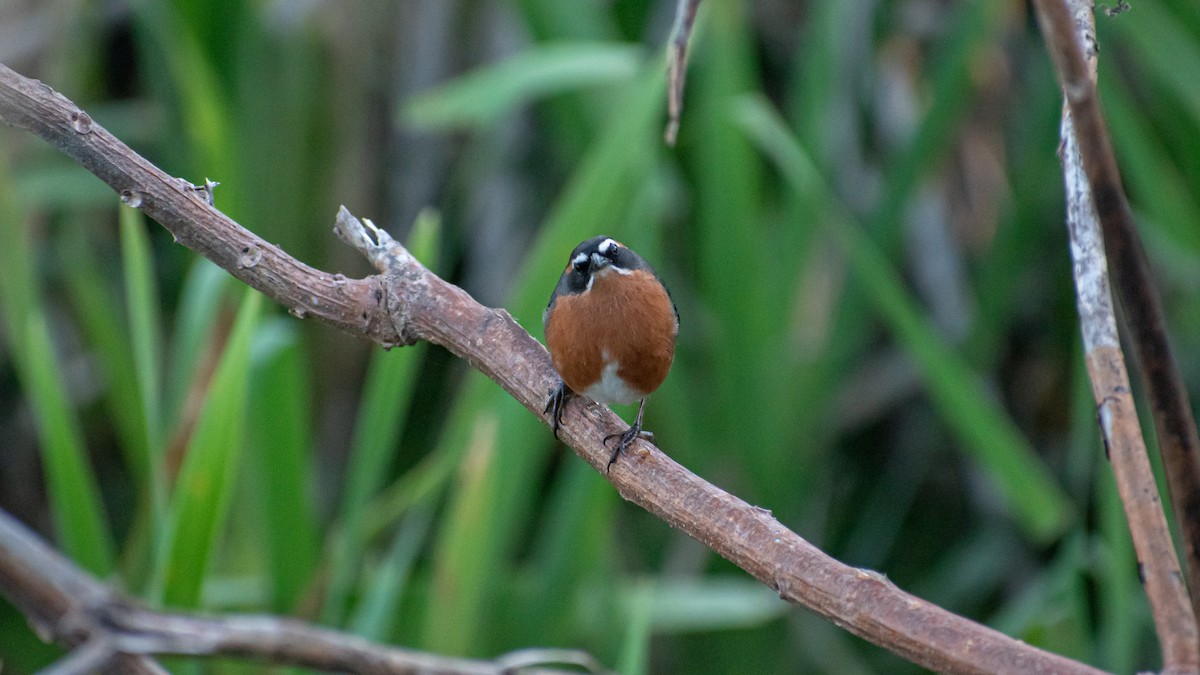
[603,422,652,472]
[545,381,573,440]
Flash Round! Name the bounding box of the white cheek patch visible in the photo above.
[586,266,630,293]
[590,258,632,277]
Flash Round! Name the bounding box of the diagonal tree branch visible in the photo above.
[0,61,1109,674]
[0,66,405,350]
[1034,0,1200,641]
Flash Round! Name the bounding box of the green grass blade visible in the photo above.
[133,3,238,213]
[1108,1,1200,129]
[403,42,643,130]
[158,288,262,607]
[57,226,148,484]
[16,164,123,211]
[322,210,440,625]
[1100,72,1200,259]
[735,94,1073,541]
[20,315,118,575]
[119,205,167,524]
[683,0,800,488]
[422,405,502,653]
[164,259,229,433]
[632,577,787,634]
[513,443,616,647]
[363,436,465,541]
[0,159,115,576]
[347,507,433,641]
[616,580,655,675]
[513,0,617,41]
[119,205,164,452]
[789,0,869,164]
[507,3,622,154]
[246,317,320,612]
[508,65,665,318]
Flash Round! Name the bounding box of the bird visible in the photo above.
[543,236,678,470]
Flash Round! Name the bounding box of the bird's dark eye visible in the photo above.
[599,239,620,260]
[571,254,589,274]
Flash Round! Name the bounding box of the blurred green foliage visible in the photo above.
[2,0,1200,672]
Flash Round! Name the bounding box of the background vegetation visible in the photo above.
[2,0,1200,672]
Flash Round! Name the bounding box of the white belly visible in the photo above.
[582,359,642,405]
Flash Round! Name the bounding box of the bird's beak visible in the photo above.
[590,252,611,271]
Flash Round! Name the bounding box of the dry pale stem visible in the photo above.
[1047,0,1200,669]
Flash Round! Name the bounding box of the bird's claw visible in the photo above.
[545,381,572,440]
[603,425,652,472]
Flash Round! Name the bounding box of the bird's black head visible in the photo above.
[575,236,647,273]
[559,237,648,293]
[544,236,656,320]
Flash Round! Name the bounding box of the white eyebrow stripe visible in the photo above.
[599,238,619,255]
[572,252,589,267]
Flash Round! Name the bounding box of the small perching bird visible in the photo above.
[543,236,679,470]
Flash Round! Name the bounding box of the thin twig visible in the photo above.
[1033,0,1200,638]
[0,502,166,675]
[0,62,1110,674]
[0,510,602,675]
[664,0,701,146]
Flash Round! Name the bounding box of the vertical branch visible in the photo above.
[1049,0,1200,669]
[1037,0,1200,628]
[664,0,702,145]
